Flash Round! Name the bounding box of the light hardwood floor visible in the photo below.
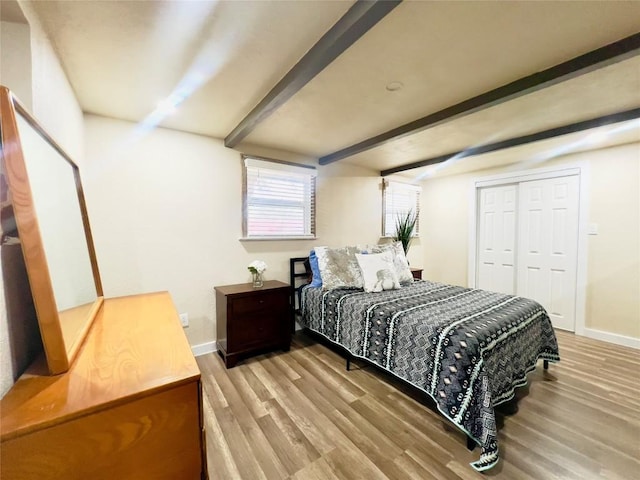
[197,330,640,480]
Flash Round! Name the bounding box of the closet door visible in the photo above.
[477,185,517,295]
[517,176,579,331]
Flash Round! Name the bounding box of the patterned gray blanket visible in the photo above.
[300,280,560,471]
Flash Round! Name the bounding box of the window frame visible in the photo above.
[381,179,421,238]
[241,155,317,240]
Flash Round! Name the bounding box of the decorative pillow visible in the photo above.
[355,252,400,293]
[389,241,414,285]
[315,246,363,290]
[303,257,313,283]
[308,249,323,288]
[360,241,413,285]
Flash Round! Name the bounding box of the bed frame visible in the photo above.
[289,257,359,366]
[288,256,548,454]
[289,256,310,332]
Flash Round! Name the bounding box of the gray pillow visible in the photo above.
[315,246,364,290]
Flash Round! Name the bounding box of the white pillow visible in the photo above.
[389,241,414,285]
[359,242,413,285]
[355,252,400,293]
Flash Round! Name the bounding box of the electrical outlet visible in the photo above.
[179,313,189,328]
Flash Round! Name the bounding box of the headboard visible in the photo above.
[289,256,310,331]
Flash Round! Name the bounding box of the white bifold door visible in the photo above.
[477,175,579,331]
[477,185,517,295]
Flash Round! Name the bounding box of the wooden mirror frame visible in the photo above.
[0,86,103,374]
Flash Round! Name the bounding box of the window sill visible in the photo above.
[380,235,420,239]
[239,236,317,242]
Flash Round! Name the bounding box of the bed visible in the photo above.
[289,256,560,472]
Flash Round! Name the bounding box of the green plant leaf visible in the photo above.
[392,209,417,255]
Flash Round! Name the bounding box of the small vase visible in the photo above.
[252,272,263,288]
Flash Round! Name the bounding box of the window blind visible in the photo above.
[382,180,421,237]
[243,157,316,239]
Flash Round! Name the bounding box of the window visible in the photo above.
[382,180,421,237]
[242,156,316,239]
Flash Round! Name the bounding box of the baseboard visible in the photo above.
[191,341,216,357]
[189,330,639,355]
[583,328,640,350]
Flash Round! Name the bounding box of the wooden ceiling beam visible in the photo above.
[321,32,640,165]
[224,0,401,148]
[380,108,640,176]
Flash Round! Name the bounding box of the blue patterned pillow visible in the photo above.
[309,249,323,287]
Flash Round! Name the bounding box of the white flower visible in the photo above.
[248,260,267,274]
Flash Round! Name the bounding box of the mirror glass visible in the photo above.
[1,86,102,374]
[15,113,98,352]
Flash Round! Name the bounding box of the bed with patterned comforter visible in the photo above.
[300,280,560,471]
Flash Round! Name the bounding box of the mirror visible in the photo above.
[0,86,103,374]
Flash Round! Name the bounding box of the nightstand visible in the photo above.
[410,267,423,280]
[214,280,291,368]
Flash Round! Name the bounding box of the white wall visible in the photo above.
[83,115,388,348]
[421,142,640,341]
[19,1,84,163]
[585,145,639,339]
[0,21,32,109]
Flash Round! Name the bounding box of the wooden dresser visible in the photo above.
[0,292,207,479]
[215,280,291,368]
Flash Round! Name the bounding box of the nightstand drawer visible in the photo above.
[230,314,282,348]
[230,293,286,316]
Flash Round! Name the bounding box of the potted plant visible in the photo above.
[393,209,417,256]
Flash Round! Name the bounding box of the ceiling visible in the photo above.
[5,0,640,179]
[0,0,25,23]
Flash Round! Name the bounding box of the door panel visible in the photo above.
[552,208,567,253]
[549,269,565,316]
[517,176,579,331]
[526,266,542,300]
[477,185,517,295]
[526,209,543,253]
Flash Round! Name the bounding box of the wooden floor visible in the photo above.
[197,330,640,480]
